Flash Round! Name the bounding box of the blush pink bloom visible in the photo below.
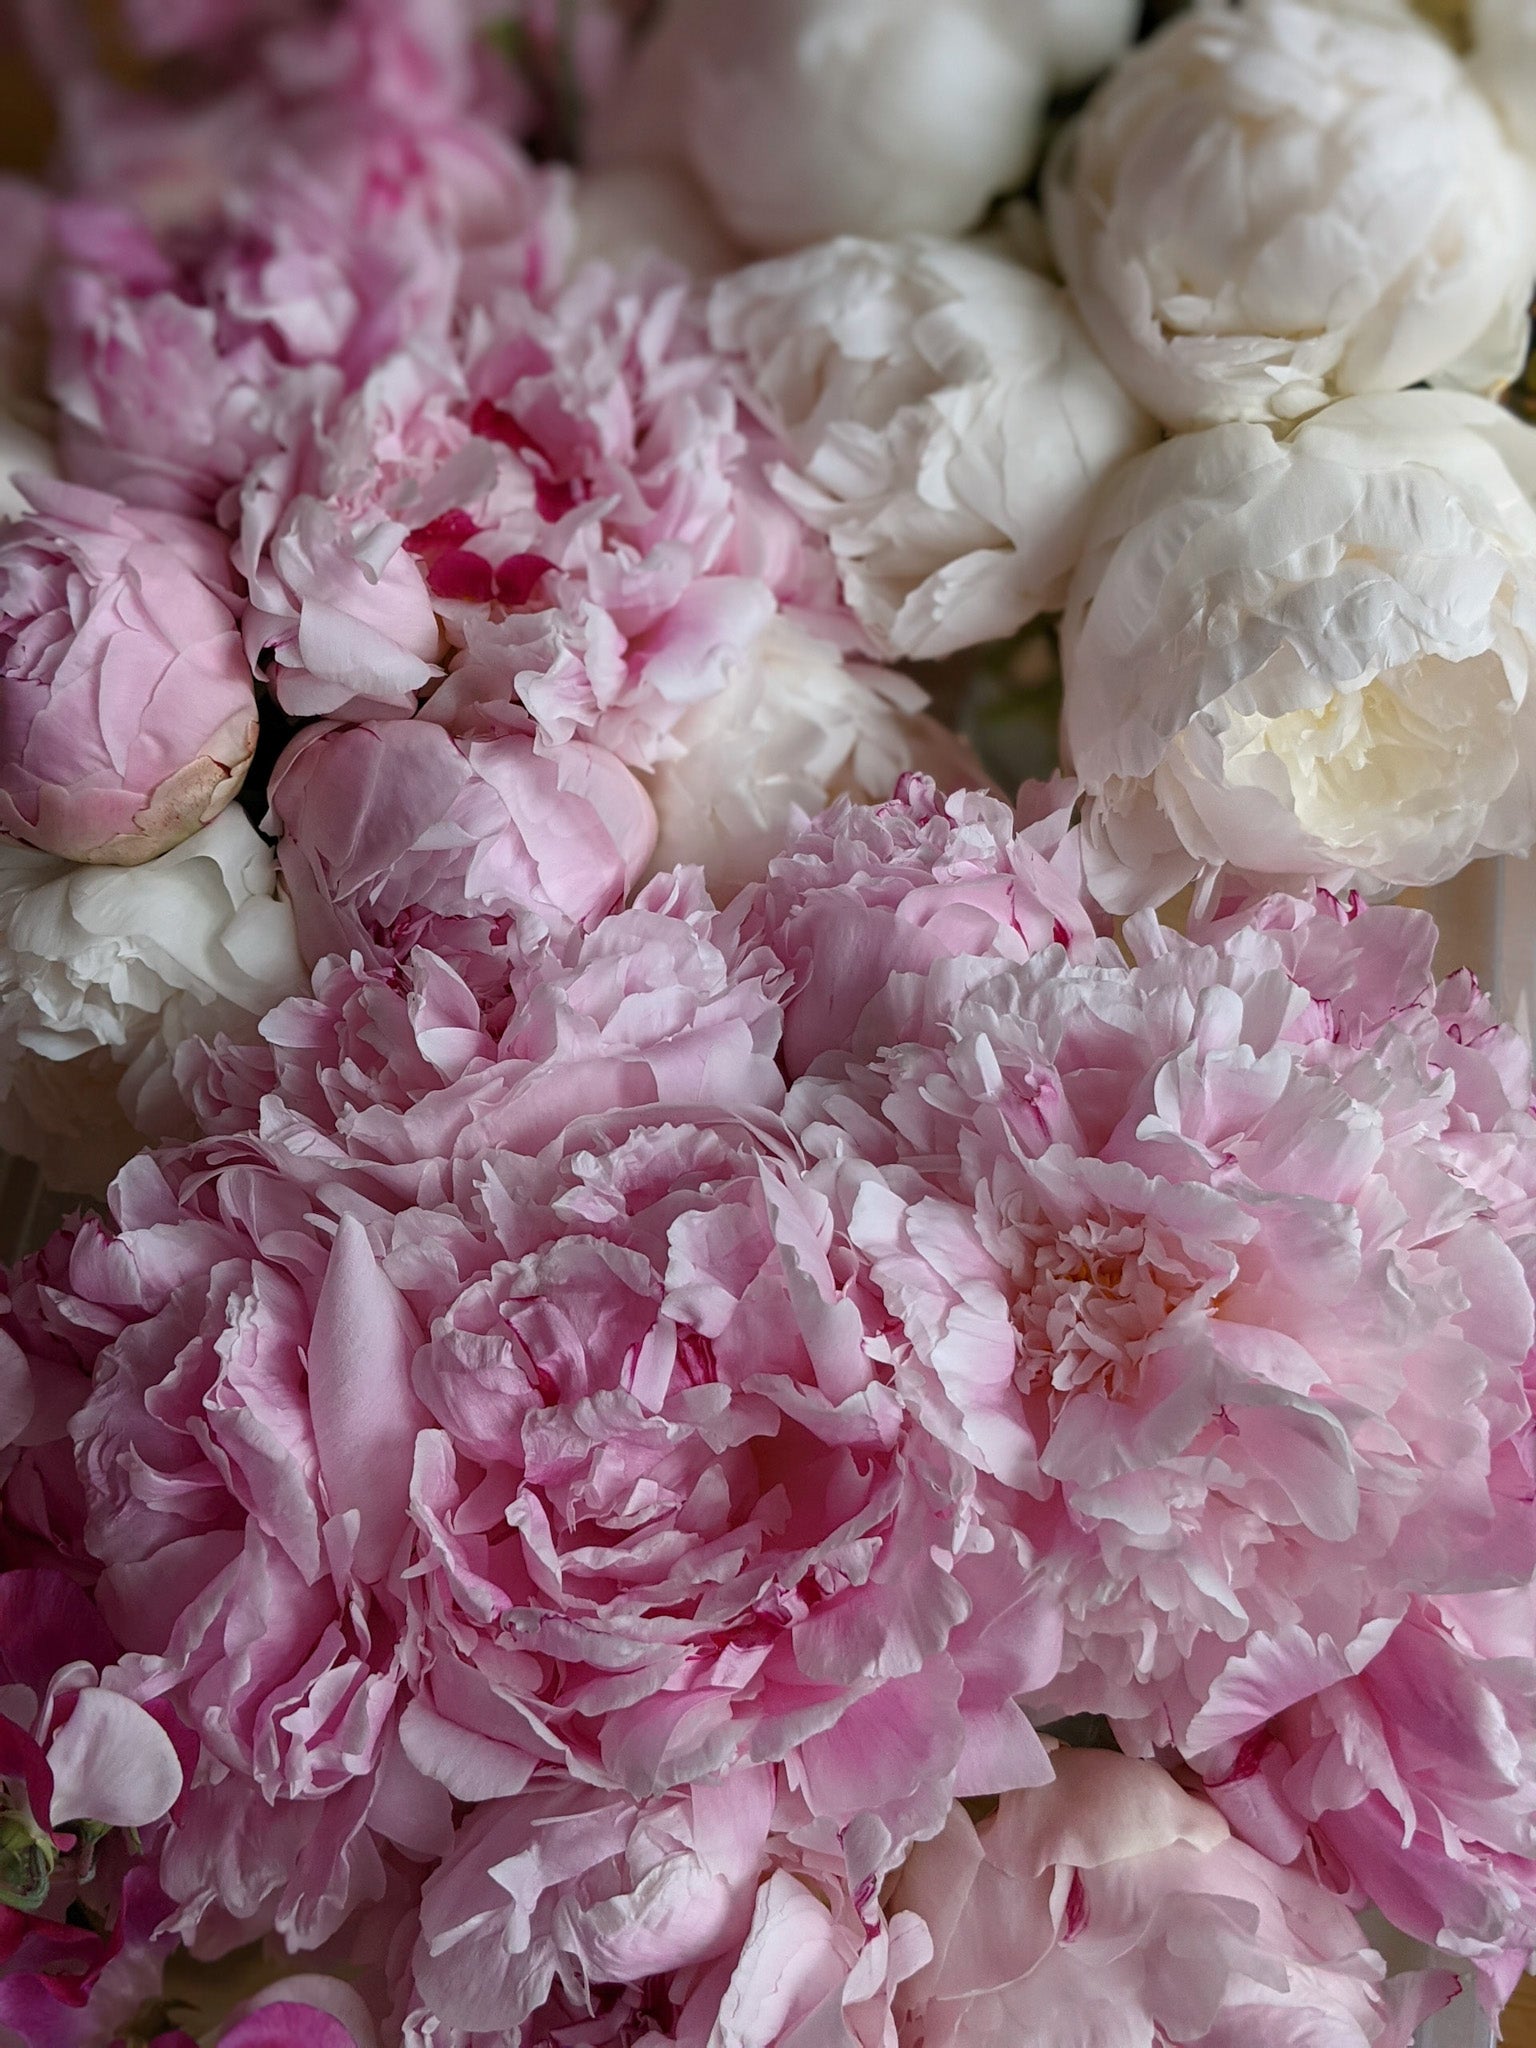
[406,1773,778,2037]
[29,881,1051,1946]
[240,256,829,746]
[890,1750,1450,2048]
[405,1776,931,2048]
[741,773,1109,1077]
[48,108,565,523]
[3,892,745,1933]
[786,865,1536,1760]
[1199,1587,1536,2010]
[266,713,656,1005]
[0,479,257,866]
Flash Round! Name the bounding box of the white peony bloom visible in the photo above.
[1061,390,1536,912]
[710,237,1157,662]
[1047,0,1536,430]
[642,617,983,898]
[599,0,1139,255]
[1471,0,1536,158]
[0,804,305,1191]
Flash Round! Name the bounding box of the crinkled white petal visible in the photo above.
[1062,390,1536,908]
[641,618,981,899]
[712,236,1155,659]
[0,804,306,1189]
[1048,0,1536,429]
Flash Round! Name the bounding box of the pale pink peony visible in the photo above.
[404,1776,931,2048]
[176,868,788,1148]
[787,872,1536,1759]
[0,479,257,866]
[35,880,1057,1946]
[241,256,829,747]
[398,1105,1049,1824]
[48,110,566,523]
[1199,1587,1536,2009]
[266,713,656,1006]
[742,774,1108,1077]
[890,1749,1450,2048]
[406,1774,778,2036]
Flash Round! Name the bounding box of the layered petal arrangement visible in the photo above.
[4,0,1536,2042]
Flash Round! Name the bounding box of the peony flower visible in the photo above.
[33,876,1048,1933]
[641,619,981,900]
[1061,391,1536,911]
[1198,1588,1536,2009]
[404,1776,932,2048]
[710,236,1156,661]
[742,773,1109,1080]
[0,479,258,867]
[47,111,565,521]
[33,875,1053,1947]
[787,867,1536,1759]
[0,806,306,1194]
[1046,0,1536,432]
[406,1774,778,2036]
[601,0,1138,254]
[267,713,656,1005]
[240,260,819,746]
[889,1750,1450,2048]
[176,869,790,1150]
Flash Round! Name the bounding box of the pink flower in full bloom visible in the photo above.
[889,1749,1452,2048]
[241,256,828,745]
[267,713,656,1006]
[784,868,1536,1760]
[741,773,1109,1077]
[403,1773,932,2048]
[28,873,1056,1948]
[0,480,257,866]
[1199,1586,1536,2010]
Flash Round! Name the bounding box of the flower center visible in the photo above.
[1012,1212,1218,1402]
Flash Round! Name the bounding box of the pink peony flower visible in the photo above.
[406,1773,778,2036]
[742,773,1108,1077]
[241,256,829,746]
[266,713,656,1006]
[48,112,565,523]
[176,867,788,1149]
[404,1775,931,2048]
[1199,1586,1536,2009]
[786,870,1536,1759]
[29,879,1057,1945]
[0,480,257,866]
[889,1749,1451,2048]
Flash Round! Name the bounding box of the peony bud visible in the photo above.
[0,479,258,866]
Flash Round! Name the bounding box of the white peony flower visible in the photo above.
[1046,0,1536,430]
[710,237,1156,662]
[1471,0,1536,158]
[1061,390,1536,912]
[599,0,1139,254]
[0,804,305,1191]
[642,617,983,898]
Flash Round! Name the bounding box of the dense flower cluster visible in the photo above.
[5,0,1536,2039]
